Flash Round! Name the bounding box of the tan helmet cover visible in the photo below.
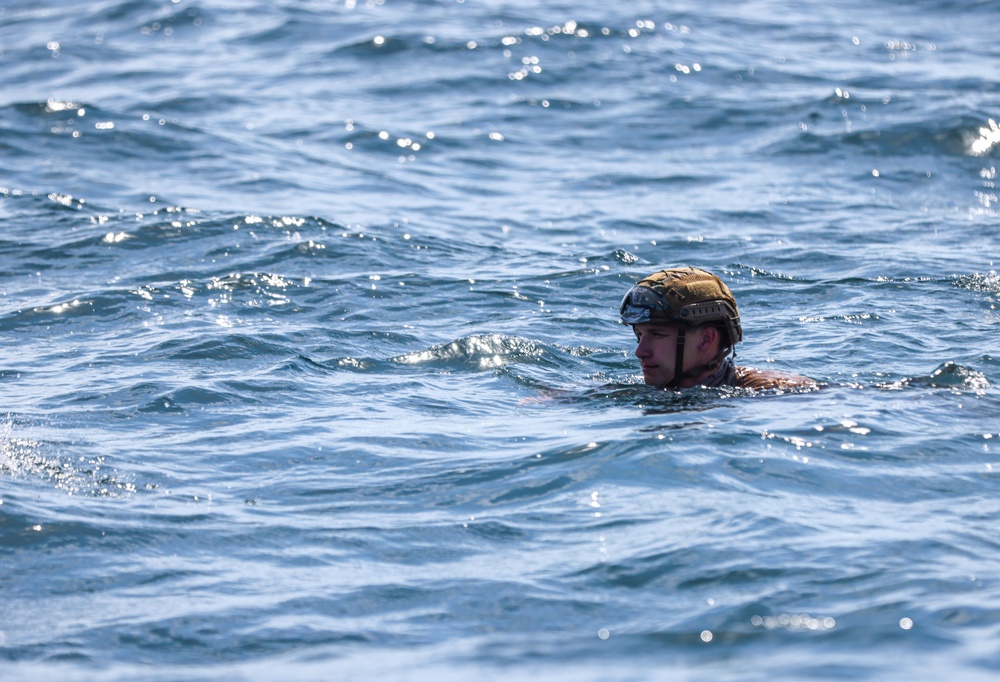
[629,267,743,347]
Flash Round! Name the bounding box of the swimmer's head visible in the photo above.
[619,266,743,350]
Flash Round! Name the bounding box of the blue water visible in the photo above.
[2,0,999,679]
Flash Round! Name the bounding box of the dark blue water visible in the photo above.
[2,1,1000,679]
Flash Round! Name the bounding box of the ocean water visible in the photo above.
[1,0,999,679]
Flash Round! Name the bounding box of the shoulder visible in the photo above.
[734,365,817,390]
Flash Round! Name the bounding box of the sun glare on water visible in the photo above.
[970,118,1000,155]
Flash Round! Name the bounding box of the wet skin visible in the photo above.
[632,322,719,388]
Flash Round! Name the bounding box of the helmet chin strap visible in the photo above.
[667,326,687,388]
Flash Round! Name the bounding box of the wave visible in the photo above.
[0,420,135,497]
[879,362,990,391]
[390,333,554,371]
[954,271,1000,294]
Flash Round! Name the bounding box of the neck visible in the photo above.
[699,356,736,387]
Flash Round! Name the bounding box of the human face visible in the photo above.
[632,323,683,387]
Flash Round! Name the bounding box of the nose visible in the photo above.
[634,335,650,359]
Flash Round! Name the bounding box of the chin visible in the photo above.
[643,372,668,387]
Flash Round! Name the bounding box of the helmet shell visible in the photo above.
[622,267,743,347]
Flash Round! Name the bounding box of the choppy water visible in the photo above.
[2,0,999,679]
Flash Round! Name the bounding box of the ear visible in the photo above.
[698,325,719,350]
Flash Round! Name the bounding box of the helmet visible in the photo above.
[619,267,743,348]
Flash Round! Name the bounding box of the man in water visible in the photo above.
[619,267,815,390]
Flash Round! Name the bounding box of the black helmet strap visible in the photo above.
[668,325,687,388]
